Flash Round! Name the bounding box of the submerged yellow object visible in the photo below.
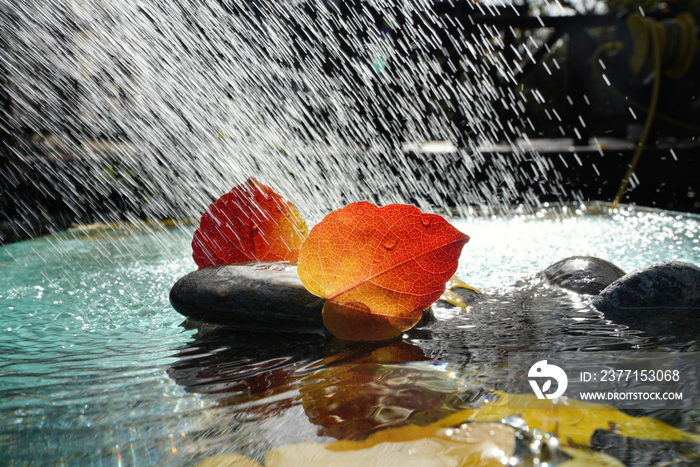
[196,391,699,467]
[439,275,482,308]
[195,453,263,467]
[326,391,699,451]
[441,391,700,447]
[268,422,515,467]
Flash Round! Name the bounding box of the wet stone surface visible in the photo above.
[537,256,626,295]
[170,257,700,339]
[593,261,700,310]
[169,262,325,331]
[592,261,700,340]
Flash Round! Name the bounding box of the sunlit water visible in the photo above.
[3,0,700,464]
[2,206,699,465]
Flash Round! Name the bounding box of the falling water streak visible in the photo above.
[0,0,571,239]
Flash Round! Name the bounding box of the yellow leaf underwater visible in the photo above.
[196,421,625,467]
[196,391,700,467]
[434,391,700,447]
[558,447,625,467]
[195,453,262,467]
[267,422,515,467]
[324,391,698,452]
[438,275,481,308]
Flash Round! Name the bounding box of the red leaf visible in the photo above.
[192,178,308,268]
[298,202,469,340]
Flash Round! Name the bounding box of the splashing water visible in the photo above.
[3,1,700,466]
[1,0,561,229]
[1,207,699,465]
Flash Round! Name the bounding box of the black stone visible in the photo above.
[593,261,700,310]
[537,256,625,295]
[169,262,325,331]
[592,262,700,340]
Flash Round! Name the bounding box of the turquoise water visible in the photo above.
[454,205,700,290]
[1,206,700,465]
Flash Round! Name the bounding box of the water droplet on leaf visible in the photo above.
[382,238,396,250]
[421,215,432,227]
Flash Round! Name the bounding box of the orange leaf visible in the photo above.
[321,301,422,341]
[192,178,308,268]
[298,202,469,339]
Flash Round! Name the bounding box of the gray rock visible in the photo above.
[537,256,625,295]
[593,261,700,310]
[592,262,700,340]
[170,262,325,331]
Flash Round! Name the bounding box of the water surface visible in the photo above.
[1,205,700,465]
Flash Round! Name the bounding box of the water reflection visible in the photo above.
[3,212,700,464]
[169,280,700,464]
[169,322,486,446]
[601,307,700,343]
[169,323,326,419]
[298,340,483,441]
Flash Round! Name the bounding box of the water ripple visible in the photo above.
[1,211,700,465]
